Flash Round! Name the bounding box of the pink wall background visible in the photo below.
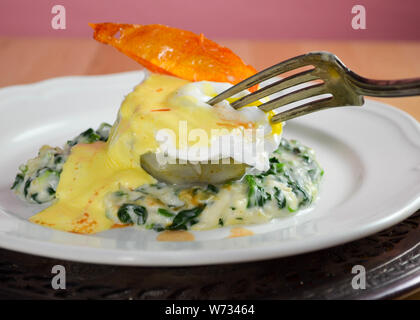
[0,0,419,40]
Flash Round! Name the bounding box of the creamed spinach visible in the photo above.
[105,139,323,231]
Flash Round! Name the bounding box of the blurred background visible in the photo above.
[1,0,419,40]
[0,0,419,119]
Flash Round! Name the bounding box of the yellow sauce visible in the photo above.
[30,74,263,234]
[30,141,153,233]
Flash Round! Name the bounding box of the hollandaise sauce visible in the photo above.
[12,74,322,234]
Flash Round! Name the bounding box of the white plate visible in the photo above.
[0,71,419,266]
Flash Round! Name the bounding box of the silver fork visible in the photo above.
[207,51,420,123]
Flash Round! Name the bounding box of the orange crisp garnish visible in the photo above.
[151,108,171,112]
[217,122,239,128]
[111,223,132,229]
[217,121,255,129]
[89,23,257,86]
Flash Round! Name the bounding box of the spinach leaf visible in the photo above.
[292,183,310,206]
[23,178,32,197]
[30,193,42,204]
[218,218,224,227]
[166,205,206,230]
[11,173,24,190]
[145,223,165,232]
[245,175,271,208]
[206,184,219,193]
[157,208,175,217]
[66,123,112,147]
[274,187,286,209]
[117,203,148,225]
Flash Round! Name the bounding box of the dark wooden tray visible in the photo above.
[0,210,419,300]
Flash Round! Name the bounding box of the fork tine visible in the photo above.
[259,83,327,112]
[230,69,319,109]
[207,53,317,105]
[271,96,334,123]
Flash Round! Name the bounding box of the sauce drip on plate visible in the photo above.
[156,230,195,242]
[228,227,254,238]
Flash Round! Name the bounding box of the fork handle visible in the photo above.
[348,72,420,97]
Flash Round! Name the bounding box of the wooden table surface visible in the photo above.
[0,37,419,121]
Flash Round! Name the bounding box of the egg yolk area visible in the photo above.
[30,74,282,234]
